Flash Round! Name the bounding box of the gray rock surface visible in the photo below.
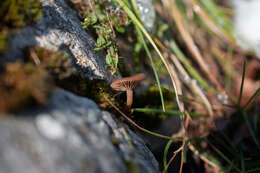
[0,88,160,173]
[136,0,156,32]
[4,0,118,82]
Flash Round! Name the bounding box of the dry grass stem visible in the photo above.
[189,0,234,44]
[162,0,223,91]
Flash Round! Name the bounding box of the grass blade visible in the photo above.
[130,0,166,111]
[243,88,260,110]
[163,140,174,173]
[165,0,222,91]
[247,168,260,173]
[168,40,214,92]
[224,161,235,173]
[238,60,247,105]
[134,108,207,117]
[198,0,234,38]
[135,26,166,112]
[207,140,242,173]
[241,111,260,149]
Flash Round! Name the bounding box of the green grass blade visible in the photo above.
[225,45,233,87]
[220,132,238,153]
[104,95,184,141]
[247,168,260,173]
[131,0,166,111]
[134,108,206,117]
[130,0,141,18]
[198,0,234,38]
[163,140,173,173]
[227,162,236,173]
[207,140,242,173]
[241,111,260,149]
[135,26,166,112]
[243,88,260,110]
[238,60,247,105]
[115,0,180,112]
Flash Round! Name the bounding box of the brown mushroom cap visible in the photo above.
[110,73,146,91]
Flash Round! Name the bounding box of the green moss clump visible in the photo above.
[133,86,177,129]
[0,0,42,28]
[0,0,42,53]
[135,86,176,110]
[57,76,114,109]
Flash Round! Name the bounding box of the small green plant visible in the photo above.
[75,0,130,75]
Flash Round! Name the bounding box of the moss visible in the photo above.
[125,160,141,173]
[0,61,53,113]
[135,86,176,110]
[24,46,76,79]
[0,0,41,28]
[0,0,42,53]
[57,76,116,109]
[0,45,77,114]
[133,86,177,129]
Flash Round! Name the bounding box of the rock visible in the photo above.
[136,0,156,32]
[0,88,160,173]
[3,0,118,82]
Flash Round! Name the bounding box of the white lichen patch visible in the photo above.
[36,114,66,140]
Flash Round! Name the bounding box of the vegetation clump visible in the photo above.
[0,61,52,113]
[57,76,114,109]
[0,46,76,113]
[0,0,42,53]
[71,0,130,75]
[24,46,76,80]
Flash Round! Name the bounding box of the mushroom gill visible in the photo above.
[110,73,145,108]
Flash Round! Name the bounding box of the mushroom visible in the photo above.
[110,73,146,108]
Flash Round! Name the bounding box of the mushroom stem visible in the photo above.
[126,89,133,108]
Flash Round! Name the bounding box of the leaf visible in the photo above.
[96,37,106,47]
[106,54,112,64]
[115,26,125,33]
